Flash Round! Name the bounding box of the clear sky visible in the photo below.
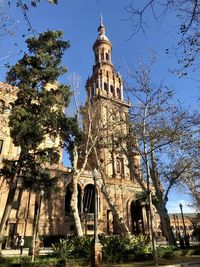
[0,0,199,213]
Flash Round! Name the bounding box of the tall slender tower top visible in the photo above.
[86,18,129,105]
[100,14,103,26]
[94,16,111,47]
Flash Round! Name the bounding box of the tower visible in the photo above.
[85,17,131,178]
[83,18,148,235]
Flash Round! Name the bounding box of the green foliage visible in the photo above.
[100,234,130,257]
[68,236,93,258]
[157,245,177,259]
[100,234,151,258]
[52,236,93,259]
[52,239,72,259]
[1,30,80,193]
[129,234,152,255]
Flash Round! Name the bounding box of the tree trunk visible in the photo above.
[150,151,177,246]
[101,183,131,238]
[93,147,131,238]
[70,172,83,236]
[0,182,17,251]
[31,194,39,262]
[153,200,176,245]
[127,146,176,246]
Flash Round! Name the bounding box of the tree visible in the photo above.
[0,30,76,251]
[93,146,132,238]
[65,88,132,237]
[120,59,194,245]
[125,0,200,73]
[68,102,97,237]
[168,124,200,210]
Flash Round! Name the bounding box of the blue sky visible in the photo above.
[1,0,199,213]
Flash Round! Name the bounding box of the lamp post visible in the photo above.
[179,203,189,248]
[91,169,102,267]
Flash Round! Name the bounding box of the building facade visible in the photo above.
[0,20,154,247]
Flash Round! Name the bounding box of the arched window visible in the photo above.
[116,159,121,174]
[95,53,98,62]
[110,85,114,95]
[116,88,121,99]
[130,200,144,235]
[0,139,3,154]
[104,83,108,92]
[116,157,124,174]
[65,183,81,214]
[0,100,5,114]
[106,53,109,61]
[83,184,95,213]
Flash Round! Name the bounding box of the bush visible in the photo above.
[128,234,152,255]
[69,236,93,258]
[100,234,152,261]
[157,245,178,259]
[52,239,72,259]
[52,234,152,263]
[100,235,130,257]
[52,236,93,260]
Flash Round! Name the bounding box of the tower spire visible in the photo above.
[100,13,104,26]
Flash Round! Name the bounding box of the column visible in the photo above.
[108,79,110,94]
[98,76,101,89]
[89,86,92,99]
[93,82,96,96]
[114,82,117,99]
[102,77,104,91]
[121,82,124,101]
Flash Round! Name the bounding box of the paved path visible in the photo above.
[1,248,52,257]
[1,250,200,267]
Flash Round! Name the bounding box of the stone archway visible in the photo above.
[83,184,95,213]
[130,200,146,235]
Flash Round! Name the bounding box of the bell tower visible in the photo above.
[86,16,124,102]
[85,17,132,178]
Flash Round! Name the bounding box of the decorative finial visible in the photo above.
[100,13,104,26]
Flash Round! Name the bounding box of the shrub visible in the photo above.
[52,236,93,260]
[157,245,177,259]
[69,236,93,258]
[100,235,130,257]
[128,234,152,255]
[52,239,72,259]
[100,234,151,259]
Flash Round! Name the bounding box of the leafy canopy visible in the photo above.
[1,30,78,191]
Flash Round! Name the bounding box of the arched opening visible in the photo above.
[0,100,5,114]
[116,157,124,175]
[0,139,3,154]
[83,184,95,213]
[104,83,108,93]
[95,53,98,62]
[106,53,109,61]
[65,183,81,214]
[116,88,121,99]
[110,85,114,96]
[130,200,144,235]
